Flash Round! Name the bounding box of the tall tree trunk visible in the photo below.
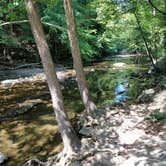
[64,0,96,114]
[25,0,80,154]
[134,12,157,70]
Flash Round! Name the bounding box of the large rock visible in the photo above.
[138,89,155,102]
[113,62,126,67]
[79,127,92,137]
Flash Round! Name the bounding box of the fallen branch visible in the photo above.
[13,62,42,69]
[0,61,15,67]
[0,20,29,27]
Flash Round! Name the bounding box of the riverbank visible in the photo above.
[62,89,166,165]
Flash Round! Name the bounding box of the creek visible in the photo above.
[0,55,149,165]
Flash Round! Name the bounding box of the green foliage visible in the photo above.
[0,0,32,48]
[41,0,101,61]
[159,77,166,88]
[0,0,165,62]
[89,0,166,58]
[127,78,142,100]
[0,28,20,47]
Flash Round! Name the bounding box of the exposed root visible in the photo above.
[23,158,47,166]
[75,149,112,162]
[45,148,113,166]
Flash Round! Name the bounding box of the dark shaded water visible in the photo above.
[0,68,43,81]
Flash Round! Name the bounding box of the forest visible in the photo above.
[0,0,166,165]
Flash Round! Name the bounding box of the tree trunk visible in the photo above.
[25,0,80,154]
[64,0,96,114]
[134,12,157,70]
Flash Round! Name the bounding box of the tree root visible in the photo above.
[23,148,113,166]
[23,158,47,166]
[46,148,112,166]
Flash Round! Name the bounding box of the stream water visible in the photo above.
[0,56,149,165]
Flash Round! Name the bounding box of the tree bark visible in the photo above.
[64,0,96,114]
[25,0,80,154]
[134,12,157,70]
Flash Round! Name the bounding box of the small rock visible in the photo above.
[90,68,95,72]
[79,127,91,137]
[113,62,126,67]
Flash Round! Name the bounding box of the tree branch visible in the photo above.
[41,21,66,31]
[147,0,166,15]
[0,19,66,32]
[0,20,29,27]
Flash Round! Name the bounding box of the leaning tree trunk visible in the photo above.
[25,0,80,155]
[134,12,157,70]
[64,0,96,114]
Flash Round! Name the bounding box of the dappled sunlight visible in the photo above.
[0,79,78,165]
[0,56,165,165]
[0,111,63,165]
[79,101,166,165]
[112,64,148,71]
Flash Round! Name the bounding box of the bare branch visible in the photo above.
[0,19,66,33]
[0,20,29,27]
[41,21,66,31]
